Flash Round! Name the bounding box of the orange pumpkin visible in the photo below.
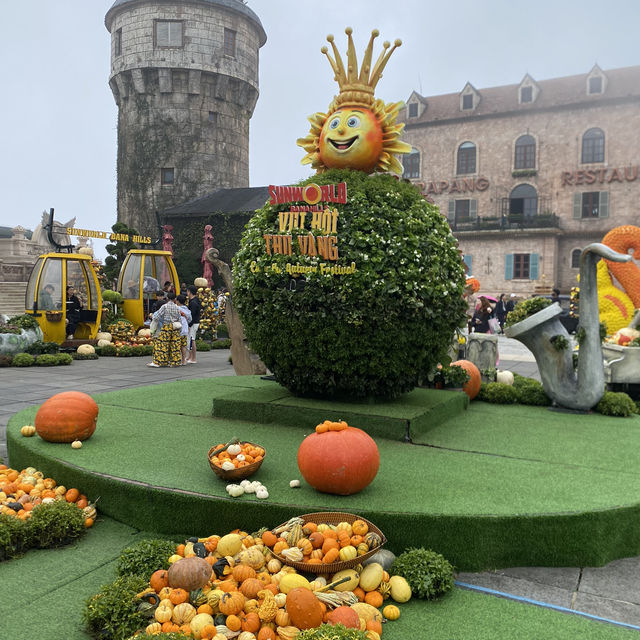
[240,577,265,599]
[218,591,245,616]
[285,587,324,630]
[257,627,277,640]
[326,605,361,629]
[35,391,99,442]
[240,611,261,633]
[451,359,482,400]
[233,564,257,583]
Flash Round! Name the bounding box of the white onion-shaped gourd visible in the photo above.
[96,332,112,342]
[496,370,514,385]
[77,344,95,355]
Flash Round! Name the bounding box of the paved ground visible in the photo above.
[1,339,639,631]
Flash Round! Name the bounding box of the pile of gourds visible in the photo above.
[132,518,411,639]
[0,464,97,526]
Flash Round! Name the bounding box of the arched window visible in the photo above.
[514,135,536,169]
[457,142,476,175]
[509,184,538,217]
[581,128,605,163]
[571,249,582,269]
[402,148,420,179]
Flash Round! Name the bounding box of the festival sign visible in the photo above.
[67,227,152,245]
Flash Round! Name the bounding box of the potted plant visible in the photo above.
[432,364,470,390]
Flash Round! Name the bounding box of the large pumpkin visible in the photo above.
[450,359,481,400]
[168,557,213,592]
[35,391,99,442]
[285,587,324,630]
[297,425,379,495]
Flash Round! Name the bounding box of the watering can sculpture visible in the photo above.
[505,243,632,411]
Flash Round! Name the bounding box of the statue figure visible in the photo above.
[202,225,214,287]
[162,225,174,255]
[505,243,632,411]
[32,210,76,252]
[204,247,266,376]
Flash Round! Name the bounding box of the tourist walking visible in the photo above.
[186,285,201,363]
[147,292,182,367]
[471,296,494,334]
[176,294,192,366]
[495,293,508,333]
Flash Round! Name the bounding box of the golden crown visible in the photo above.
[322,28,402,107]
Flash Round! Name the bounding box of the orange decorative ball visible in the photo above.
[450,360,482,400]
[35,391,98,442]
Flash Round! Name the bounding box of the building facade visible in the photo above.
[401,65,640,295]
[105,0,266,237]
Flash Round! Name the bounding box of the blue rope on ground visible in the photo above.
[456,581,640,631]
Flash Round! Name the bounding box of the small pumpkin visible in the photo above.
[172,602,196,625]
[77,344,95,355]
[257,628,277,640]
[233,564,257,583]
[97,339,111,347]
[240,577,265,599]
[35,391,99,442]
[326,605,360,628]
[240,611,260,633]
[95,332,112,342]
[20,425,36,437]
[168,556,213,591]
[189,613,214,639]
[388,575,412,603]
[218,591,246,616]
[382,604,400,620]
[285,587,324,630]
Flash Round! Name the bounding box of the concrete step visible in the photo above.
[0,281,28,318]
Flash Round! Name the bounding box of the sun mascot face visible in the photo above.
[297,28,411,175]
[318,107,383,172]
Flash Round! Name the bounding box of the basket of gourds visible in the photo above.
[268,512,386,573]
[208,438,265,481]
[45,311,63,322]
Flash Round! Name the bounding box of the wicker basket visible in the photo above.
[273,512,386,573]
[45,311,63,322]
[207,442,265,481]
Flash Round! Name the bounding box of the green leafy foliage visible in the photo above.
[0,513,29,561]
[505,297,551,327]
[195,339,211,352]
[102,289,124,304]
[83,575,149,640]
[7,314,39,330]
[25,340,60,355]
[595,391,639,417]
[27,500,86,548]
[211,338,231,349]
[34,354,59,366]
[477,382,519,404]
[550,335,570,351]
[95,344,117,356]
[0,355,12,367]
[71,353,99,361]
[512,375,551,406]
[297,624,368,640]
[391,547,455,599]
[233,169,467,399]
[216,322,229,338]
[11,353,34,367]
[116,538,175,579]
[432,364,470,388]
[55,353,74,365]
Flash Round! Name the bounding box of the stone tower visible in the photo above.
[105,0,266,236]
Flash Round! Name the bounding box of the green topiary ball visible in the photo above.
[233,169,467,398]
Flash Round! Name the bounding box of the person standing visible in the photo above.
[65,285,82,339]
[147,292,182,367]
[176,294,192,365]
[495,293,508,333]
[472,296,493,334]
[186,285,201,363]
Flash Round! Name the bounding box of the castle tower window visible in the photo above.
[408,102,418,118]
[224,28,237,57]
[589,76,603,94]
[462,94,473,110]
[456,142,476,175]
[114,28,122,57]
[520,86,533,103]
[161,168,175,185]
[156,20,183,48]
[571,249,582,269]
[514,135,536,169]
[402,148,420,179]
[581,128,605,163]
[509,184,538,217]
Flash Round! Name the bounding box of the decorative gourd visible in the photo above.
[297,423,380,495]
[217,533,244,556]
[77,344,95,355]
[240,577,264,599]
[233,564,257,583]
[240,611,260,633]
[218,591,246,616]
[96,332,112,342]
[339,545,357,561]
[97,339,111,348]
[326,605,361,628]
[257,628,277,640]
[275,627,299,640]
[138,328,152,338]
[364,532,382,550]
[359,563,384,592]
[496,370,515,385]
[388,575,412,602]
[257,589,278,623]
[238,546,266,570]
[172,602,196,625]
[168,556,213,591]
[190,613,214,639]
[71,440,83,449]
[155,600,174,623]
[150,569,170,592]
[350,602,383,623]
[363,549,396,571]
[35,391,99,442]
[277,573,310,594]
[266,558,282,574]
[20,425,36,437]
[146,622,162,634]
[274,609,290,627]
[238,633,257,640]
[450,359,482,400]
[382,604,400,620]
[194,277,208,287]
[330,569,360,592]
[285,588,324,630]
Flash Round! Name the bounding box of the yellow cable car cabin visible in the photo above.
[117,250,180,330]
[25,253,102,344]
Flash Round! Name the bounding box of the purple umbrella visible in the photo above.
[481,295,498,302]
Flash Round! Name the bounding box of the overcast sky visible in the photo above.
[1,0,638,259]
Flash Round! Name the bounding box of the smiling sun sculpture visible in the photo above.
[297,28,411,174]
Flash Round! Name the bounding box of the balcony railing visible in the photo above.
[449,213,560,232]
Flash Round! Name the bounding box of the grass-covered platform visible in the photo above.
[7,375,640,572]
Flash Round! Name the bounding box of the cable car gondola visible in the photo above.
[25,210,102,344]
[117,249,179,330]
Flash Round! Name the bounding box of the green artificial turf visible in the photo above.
[0,516,636,640]
[7,376,640,570]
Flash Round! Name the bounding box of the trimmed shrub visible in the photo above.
[11,353,35,367]
[0,513,29,561]
[391,548,455,600]
[72,353,99,361]
[233,168,467,399]
[25,340,60,355]
[54,353,73,366]
[478,382,519,404]
[216,322,229,338]
[212,338,232,349]
[26,500,86,548]
[116,538,176,579]
[95,344,117,356]
[595,391,638,417]
[0,355,12,367]
[34,354,59,366]
[505,297,551,327]
[195,339,211,352]
[512,375,551,406]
